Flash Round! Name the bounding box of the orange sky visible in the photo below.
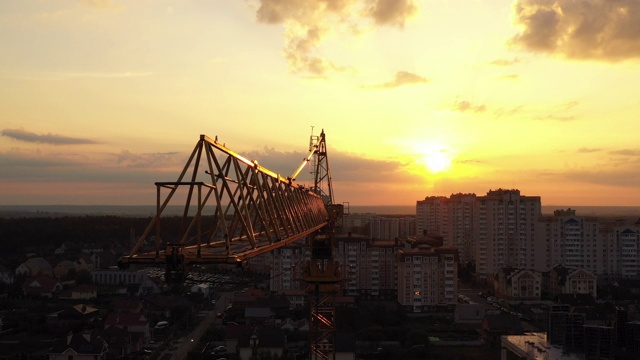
[2,1,640,206]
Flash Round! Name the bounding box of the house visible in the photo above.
[191,283,211,297]
[16,257,53,277]
[114,298,145,314]
[237,326,286,360]
[22,275,62,298]
[100,325,144,359]
[104,312,150,340]
[53,260,76,279]
[494,267,542,300]
[58,284,98,300]
[0,264,14,284]
[48,331,108,360]
[549,265,597,298]
[139,276,164,295]
[47,304,100,331]
[76,256,95,272]
[245,308,274,325]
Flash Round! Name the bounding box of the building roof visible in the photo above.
[483,314,523,333]
[22,275,61,294]
[105,312,147,327]
[48,332,107,355]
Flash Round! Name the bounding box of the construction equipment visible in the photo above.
[119,129,342,359]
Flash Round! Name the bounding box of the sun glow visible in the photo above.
[418,144,453,174]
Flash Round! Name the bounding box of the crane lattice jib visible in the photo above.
[119,134,329,268]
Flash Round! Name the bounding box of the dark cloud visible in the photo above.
[244,145,408,185]
[0,150,182,187]
[363,71,430,89]
[610,149,640,157]
[253,0,418,75]
[114,150,182,168]
[366,0,418,27]
[1,129,98,145]
[451,99,487,114]
[510,0,640,61]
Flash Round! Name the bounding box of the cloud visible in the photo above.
[577,147,601,153]
[366,0,418,27]
[363,71,430,89]
[533,114,575,121]
[499,74,520,80]
[490,58,521,66]
[510,0,640,61]
[114,150,182,168]
[1,129,98,145]
[252,0,418,75]
[81,0,114,9]
[243,145,408,185]
[451,99,487,114]
[610,149,640,157]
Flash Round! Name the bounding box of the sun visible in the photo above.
[417,145,452,174]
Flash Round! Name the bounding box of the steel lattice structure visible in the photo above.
[119,130,343,360]
[119,134,330,281]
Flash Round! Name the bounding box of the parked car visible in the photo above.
[154,321,169,329]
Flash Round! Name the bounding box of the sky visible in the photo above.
[2,0,640,207]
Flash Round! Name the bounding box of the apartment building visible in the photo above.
[333,233,399,299]
[269,243,309,292]
[416,194,475,264]
[396,239,458,312]
[369,215,416,240]
[536,209,601,273]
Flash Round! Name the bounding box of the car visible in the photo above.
[211,346,227,355]
[154,321,169,329]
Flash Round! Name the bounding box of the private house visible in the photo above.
[53,260,76,279]
[22,275,62,298]
[494,267,542,300]
[0,264,14,284]
[104,312,150,340]
[47,304,100,331]
[58,284,98,300]
[115,298,145,314]
[245,308,274,326]
[16,257,53,277]
[101,325,144,359]
[48,331,108,360]
[237,326,286,360]
[75,256,95,272]
[549,265,597,298]
[139,276,164,295]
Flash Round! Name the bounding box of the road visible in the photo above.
[155,292,233,360]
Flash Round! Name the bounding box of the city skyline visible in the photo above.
[2,1,640,206]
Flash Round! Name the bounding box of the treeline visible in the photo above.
[0,215,152,252]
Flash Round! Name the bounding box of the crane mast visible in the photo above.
[119,130,342,360]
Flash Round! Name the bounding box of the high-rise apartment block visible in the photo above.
[369,215,416,240]
[267,233,458,312]
[396,244,458,312]
[417,189,540,281]
[417,189,640,283]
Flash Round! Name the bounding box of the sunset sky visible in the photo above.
[2,0,640,207]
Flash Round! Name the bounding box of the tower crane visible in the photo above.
[119,129,342,360]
